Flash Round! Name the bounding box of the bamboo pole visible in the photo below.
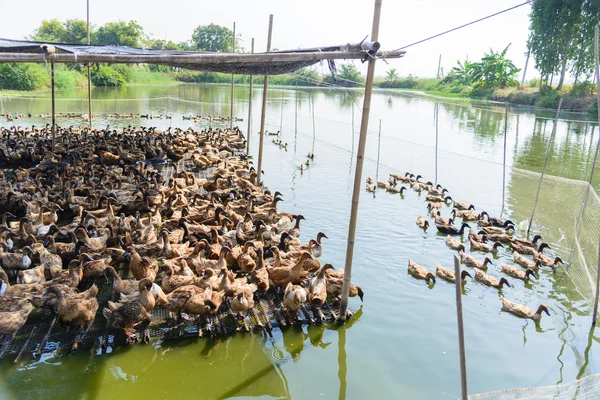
[593,239,600,325]
[257,15,274,184]
[501,102,508,212]
[230,22,236,130]
[279,89,284,133]
[351,104,355,153]
[436,54,442,79]
[527,97,563,236]
[51,62,56,152]
[246,38,254,155]
[338,0,382,321]
[0,50,404,65]
[454,255,468,399]
[294,77,298,139]
[86,0,92,129]
[520,49,530,88]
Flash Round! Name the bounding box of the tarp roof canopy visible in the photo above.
[0,38,405,75]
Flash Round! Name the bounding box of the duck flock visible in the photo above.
[0,123,361,349]
[367,172,561,322]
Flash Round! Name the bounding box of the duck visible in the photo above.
[436,222,470,235]
[482,224,515,236]
[267,252,313,288]
[416,216,430,229]
[283,282,308,318]
[501,297,549,320]
[533,253,563,269]
[501,265,537,282]
[474,269,510,289]
[250,247,269,292]
[163,285,204,318]
[510,235,543,249]
[45,284,99,328]
[513,252,541,270]
[386,185,407,194]
[308,232,328,258]
[469,238,504,253]
[231,283,257,318]
[459,251,493,271]
[0,299,33,335]
[308,263,334,306]
[445,235,465,251]
[102,279,153,339]
[435,264,471,283]
[453,202,474,211]
[105,266,139,296]
[511,242,550,256]
[160,264,200,294]
[184,286,219,316]
[407,259,435,283]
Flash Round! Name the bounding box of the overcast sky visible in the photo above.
[0,0,536,79]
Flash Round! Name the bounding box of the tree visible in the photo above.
[385,68,398,81]
[30,19,69,42]
[529,0,599,90]
[338,63,364,86]
[192,24,234,52]
[447,45,520,88]
[96,21,145,47]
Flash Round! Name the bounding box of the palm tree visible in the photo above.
[386,68,398,81]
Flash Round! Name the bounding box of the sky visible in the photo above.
[0,0,537,80]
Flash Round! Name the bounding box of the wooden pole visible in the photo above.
[501,102,508,212]
[51,62,56,152]
[294,77,298,139]
[454,255,468,399]
[257,15,273,184]
[436,54,442,79]
[339,0,382,321]
[246,38,254,155]
[0,49,405,65]
[86,0,92,129]
[520,49,530,88]
[527,97,563,236]
[230,22,236,130]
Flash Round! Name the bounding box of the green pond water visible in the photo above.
[0,84,599,399]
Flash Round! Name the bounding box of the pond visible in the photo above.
[0,83,599,399]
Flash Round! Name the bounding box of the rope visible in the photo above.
[393,1,533,51]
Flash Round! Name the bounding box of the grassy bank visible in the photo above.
[377,77,597,115]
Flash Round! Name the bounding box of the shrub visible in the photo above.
[527,78,540,88]
[54,69,86,89]
[590,100,598,116]
[0,63,50,90]
[469,86,494,98]
[112,64,134,82]
[378,77,418,89]
[536,92,561,109]
[91,65,126,86]
[569,81,596,98]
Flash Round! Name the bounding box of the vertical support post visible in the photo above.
[454,255,468,399]
[434,102,439,185]
[521,49,530,88]
[501,102,508,213]
[375,119,382,181]
[527,97,563,236]
[246,38,254,155]
[86,0,92,129]
[230,22,236,130]
[436,54,442,79]
[51,62,56,152]
[257,14,273,184]
[339,0,382,321]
